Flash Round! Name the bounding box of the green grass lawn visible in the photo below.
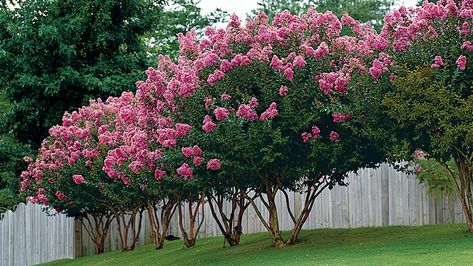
[43,224,473,266]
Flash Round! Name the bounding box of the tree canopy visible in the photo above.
[250,0,395,31]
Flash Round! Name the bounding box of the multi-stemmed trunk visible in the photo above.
[146,199,177,249]
[114,206,144,251]
[438,153,473,232]
[79,212,113,254]
[244,173,329,247]
[207,189,257,246]
[177,194,205,248]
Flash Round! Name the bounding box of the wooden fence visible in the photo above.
[0,203,75,266]
[1,164,466,265]
[76,164,465,256]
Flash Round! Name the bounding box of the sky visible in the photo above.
[198,0,419,20]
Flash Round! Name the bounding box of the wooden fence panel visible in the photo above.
[1,164,467,265]
[0,203,75,266]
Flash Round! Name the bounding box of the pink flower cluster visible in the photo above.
[177,163,193,179]
[260,103,278,121]
[182,145,203,158]
[414,150,427,160]
[202,115,217,132]
[206,159,221,171]
[329,131,340,142]
[279,86,289,97]
[301,126,321,143]
[456,55,467,70]
[214,107,230,121]
[332,112,352,123]
[431,56,445,69]
[72,174,84,185]
[236,104,258,121]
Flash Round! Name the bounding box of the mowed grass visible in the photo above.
[43,224,473,266]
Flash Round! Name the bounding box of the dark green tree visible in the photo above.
[0,90,33,213]
[145,0,227,60]
[0,0,164,148]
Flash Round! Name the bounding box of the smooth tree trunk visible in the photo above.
[79,212,113,254]
[146,199,177,249]
[207,189,257,246]
[177,194,206,248]
[244,173,329,247]
[114,207,144,251]
[439,154,473,232]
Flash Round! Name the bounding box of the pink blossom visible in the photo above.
[204,97,215,110]
[154,169,166,181]
[214,107,230,121]
[182,145,202,158]
[220,60,232,72]
[414,164,422,173]
[249,97,258,109]
[129,161,143,174]
[236,104,258,121]
[207,69,226,86]
[28,197,38,204]
[221,93,231,101]
[260,102,278,121]
[314,42,329,59]
[283,67,294,81]
[72,174,84,185]
[163,139,177,148]
[37,194,48,203]
[414,150,427,160]
[177,163,193,179]
[55,191,67,201]
[369,60,386,79]
[329,131,340,142]
[456,55,467,70]
[176,123,192,137]
[461,41,473,51]
[193,156,205,166]
[293,55,306,68]
[192,145,203,156]
[202,115,217,132]
[207,159,221,171]
[270,55,283,70]
[431,56,445,68]
[279,86,289,97]
[311,126,321,138]
[181,147,194,158]
[301,132,312,143]
[332,112,352,123]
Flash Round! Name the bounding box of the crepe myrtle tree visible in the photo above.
[187,119,258,247]
[20,92,148,253]
[356,0,473,232]
[121,61,226,248]
[138,9,387,246]
[136,56,257,247]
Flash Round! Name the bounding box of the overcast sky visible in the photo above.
[198,0,419,21]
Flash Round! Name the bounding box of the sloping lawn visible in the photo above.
[43,224,473,265]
